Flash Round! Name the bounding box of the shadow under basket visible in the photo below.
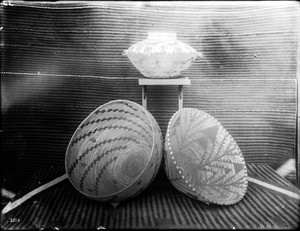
[164,108,248,205]
[65,100,163,204]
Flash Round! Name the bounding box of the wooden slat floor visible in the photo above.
[1,163,299,229]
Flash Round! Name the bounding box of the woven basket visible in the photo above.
[164,108,248,205]
[123,32,202,78]
[65,100,163,203]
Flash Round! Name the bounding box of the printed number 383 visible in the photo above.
[10,218,20,223]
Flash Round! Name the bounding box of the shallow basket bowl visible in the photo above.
[164,108,248,205]
[65,100,163,203]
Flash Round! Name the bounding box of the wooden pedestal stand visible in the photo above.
[138,77,191,110]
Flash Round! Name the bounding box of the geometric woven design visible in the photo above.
[123,32,202,78]
[65,100,163,203]
[165,108,248,205]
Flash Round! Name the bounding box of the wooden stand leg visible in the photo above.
[178,85,183,110]
[142,85,147,109]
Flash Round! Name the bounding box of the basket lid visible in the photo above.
[165,108,248,205]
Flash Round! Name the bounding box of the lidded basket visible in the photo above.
[164,108,248,205]
[65,100,163,203]
[123,32,202,78]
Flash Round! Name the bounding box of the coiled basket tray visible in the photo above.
[65,100,163,203]
[164,108,248,205]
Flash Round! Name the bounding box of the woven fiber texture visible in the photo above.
[123,32,201,78]
[65,100,163,203]
[165,108,248,205]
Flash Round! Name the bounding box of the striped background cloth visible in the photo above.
[1,163,299,229]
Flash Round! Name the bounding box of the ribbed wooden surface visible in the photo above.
[1,1,298,191]
[1,164,300,229]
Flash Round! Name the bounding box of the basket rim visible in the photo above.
[65,99,160,199]
[165,107,248,205]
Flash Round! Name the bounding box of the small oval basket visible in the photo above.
[123,32,202,78]
[65,100,163,203]
[164,108,248,205]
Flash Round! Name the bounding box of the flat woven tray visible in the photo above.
[65,100,163,203]
[164,108,248,205]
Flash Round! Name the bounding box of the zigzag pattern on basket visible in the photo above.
[71,116,153,146]
[65,100,163,203]
[165,108,248,205]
